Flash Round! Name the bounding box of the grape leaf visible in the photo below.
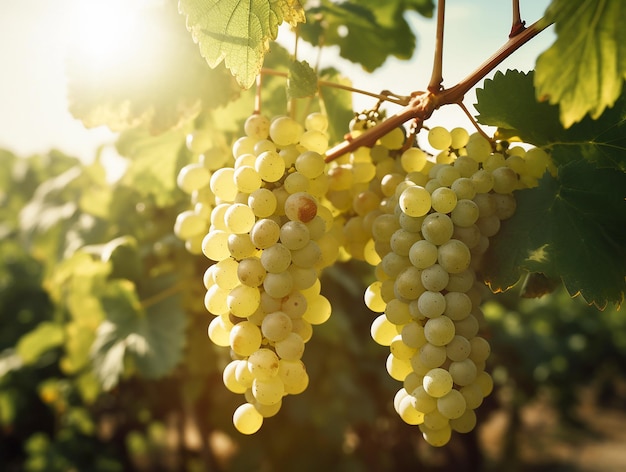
[476,70,563,146]
[319,68,354,145]
[91,277,187,390]
[116,126,189,207]
[300,0,432,72]
[482,160,626,309]
[476,70,626,171]
[179,0,305,89]
[15,322,64,365]
[287,60,318,99]
[67,2,240,134]
[534,0,626,128]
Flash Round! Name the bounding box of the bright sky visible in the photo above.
[0,0,553,161]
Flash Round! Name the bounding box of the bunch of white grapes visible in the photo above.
[174,106,553,445]
[177,112,344,434]
[363,125,552,446]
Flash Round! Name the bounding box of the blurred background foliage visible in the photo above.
[1,148,625,472]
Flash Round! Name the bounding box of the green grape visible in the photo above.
[227,285,261,318]
[284,192,318,223]
[207,316,231,347]
[399,394,425,425]
[248,188,277,218]
[430,187,457,214]
[210,167,238,201]
[446,335,472,361]
[269,116,303,147]
[421,213,454,245]
[401,322,428,349]
[237,257,266,287]
[202,230,230,261]
[421,264,450,292]
[244,114,271,139]
[223,360,247,394]
[424,315,455,346]
[278,359,309,395]
[255,150,285,183]
[400,147,428,173]
[411,385,437,414]
[437,389,467,419]
[229,321,262,357]
[177,163,211,194]
[465,133,492,163]
[450,127,470,149]
[450,408,477,433]
[417,290,446,318]
[299,130,328,154]
[421,424,452,447]
[173,210,208,240]
[247,348,280,380]
[304,112,328,132]
[250,218,281,249]
[302,293,332,325]
[224,203,256,234]
[233,165,262,193]
[263,272,294,299]
[390,335,418,360]
[275,332,305,360]
[449,358,478,386]
[371,314,397,346]
[423,368,453,398]
[233,403,263,434]
[418,343,447,368]
[279,221,310,250]
[260,243,292,273]
[438,239,471,274]
[386,353,412,381]
[399,186,431,217]
[261,311,293,342]
[443,291,472,320]
[428,126,452,150]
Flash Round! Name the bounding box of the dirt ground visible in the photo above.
[478,388,626,471]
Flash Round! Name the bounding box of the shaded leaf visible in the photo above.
[300,0,432,72]
[319,68,354,145]
[483,160,626,309]
[91,277,187,390]
[476,70,626,171]
[534,0,626,127]
[287,60,318,99]
[179,0,305,89]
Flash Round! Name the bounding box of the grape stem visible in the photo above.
[510,0,526,37]
[324,16,551,163]
[427,0,446,93]
[260,68,410,106]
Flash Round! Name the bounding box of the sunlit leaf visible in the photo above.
[68,2,240,134]
[179,0,305,89]
[534,0,626,127]
[16,322,64,365]
[319,68,354,145]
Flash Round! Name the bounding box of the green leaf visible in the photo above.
[300,0,432,72]
[476,70,563,145]
[319,68,354,145]
[483,160,626,309]
[179,0,305,89]
[116,126,188,207]
[91,278,187,390]
[476,70,626,171]
[67,2,240,134]
[16,322,64,365]
[287,60,318,99]
[534,0,626,127]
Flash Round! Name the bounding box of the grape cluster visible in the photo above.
[174,107,553,443]
[362,126,552,446]
[177,112,342,434]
